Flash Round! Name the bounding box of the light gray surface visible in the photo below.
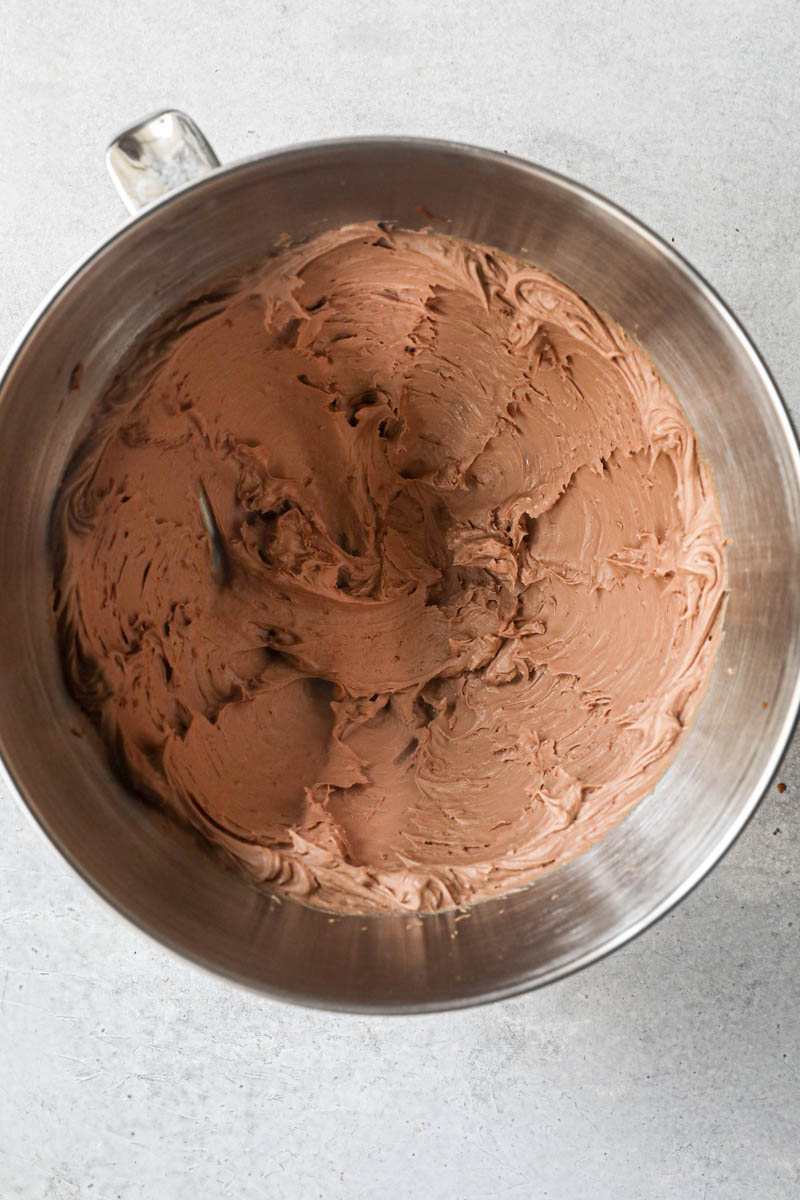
[1,1,798,1196]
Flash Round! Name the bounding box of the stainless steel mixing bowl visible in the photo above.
[1,111,798,1012]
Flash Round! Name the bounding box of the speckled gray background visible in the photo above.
[1,2,798,1197]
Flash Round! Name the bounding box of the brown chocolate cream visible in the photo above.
[52,224,726,913]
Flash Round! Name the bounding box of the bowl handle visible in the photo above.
[105,110,220,214]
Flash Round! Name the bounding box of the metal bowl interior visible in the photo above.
[1,139,799,1012]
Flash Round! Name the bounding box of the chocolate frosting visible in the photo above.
[53,224,725,913]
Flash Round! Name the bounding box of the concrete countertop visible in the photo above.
[1,2,798,1196]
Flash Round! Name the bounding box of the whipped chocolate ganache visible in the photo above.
[52,224,725,913]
